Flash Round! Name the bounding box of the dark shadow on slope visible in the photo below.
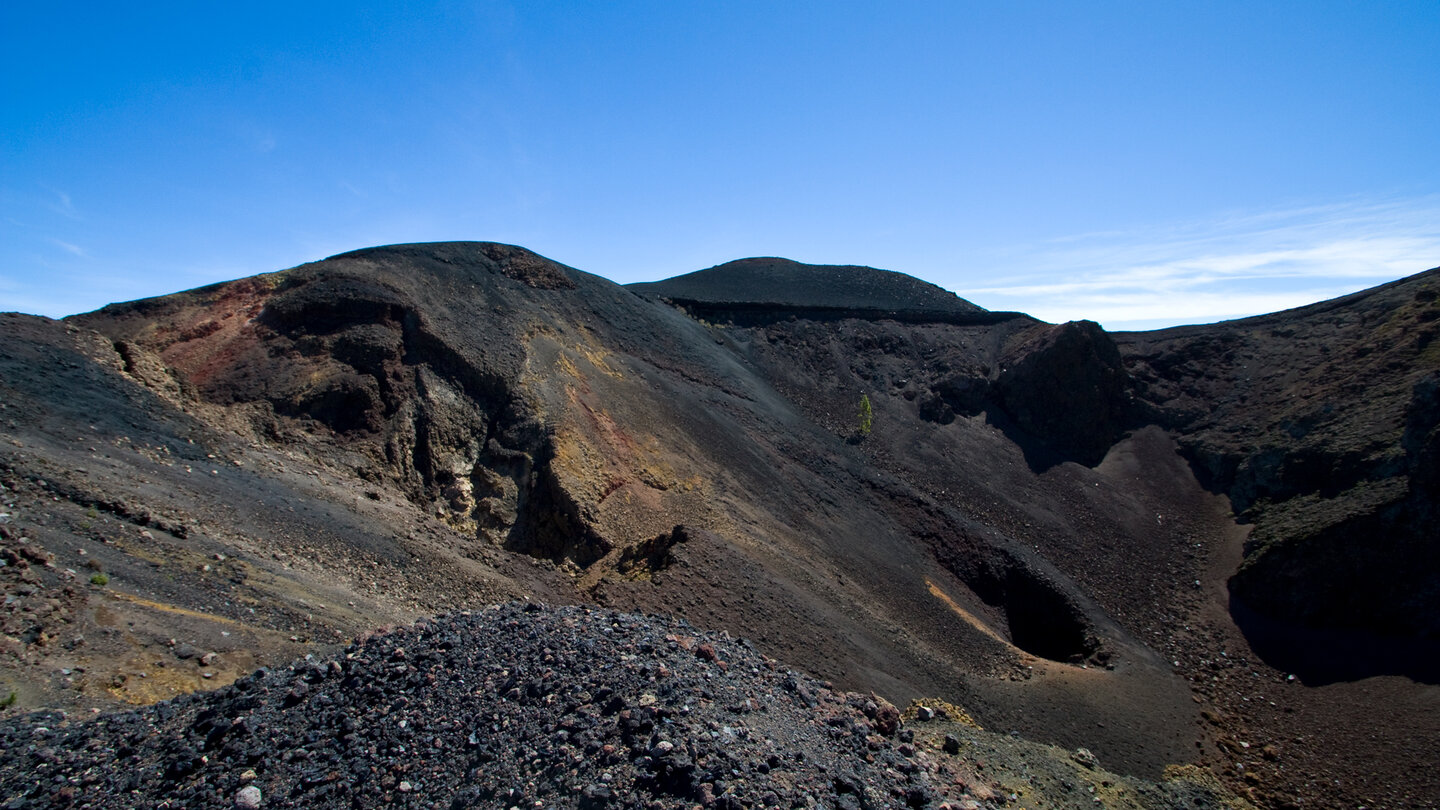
[978,409,1079,475]
[506,454,613,569]
[1002,566,1102,663]
[922,520,1102,664]
[652,299,1028,328]
[1230,592,1440,685]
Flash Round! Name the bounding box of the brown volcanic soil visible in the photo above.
[0,242,1435,808]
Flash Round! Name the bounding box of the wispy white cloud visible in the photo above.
[962,195,1440,330]
[47,238,88,258]
[41,187,82,220]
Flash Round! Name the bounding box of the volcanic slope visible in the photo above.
[0,242,1434,808]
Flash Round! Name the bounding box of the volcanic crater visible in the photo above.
[0,242,1436,809]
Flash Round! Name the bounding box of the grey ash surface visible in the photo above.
[0,604,944,810]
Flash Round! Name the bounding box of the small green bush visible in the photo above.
[858,394,873,437]
[89,572,109,587]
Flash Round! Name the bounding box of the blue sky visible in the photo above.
[4,1,1438,328]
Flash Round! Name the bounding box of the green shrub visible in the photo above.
[89,572,109,587]
[858,394,873,437]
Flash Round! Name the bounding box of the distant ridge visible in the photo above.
[628,257,1020,326]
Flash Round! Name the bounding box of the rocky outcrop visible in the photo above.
[993,320,1132,467]
[78,255,556,558]
[1117,269,1440,665]
[1229,371,1440,648]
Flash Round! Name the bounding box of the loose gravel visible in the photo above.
[0,603,952,810]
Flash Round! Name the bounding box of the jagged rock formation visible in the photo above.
[992,319,1132,467]
[0,243,1436,808]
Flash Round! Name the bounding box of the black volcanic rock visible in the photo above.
[0,604,927,809]
[0,604,1242,810]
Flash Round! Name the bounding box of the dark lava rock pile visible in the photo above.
[0,604,946,810]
